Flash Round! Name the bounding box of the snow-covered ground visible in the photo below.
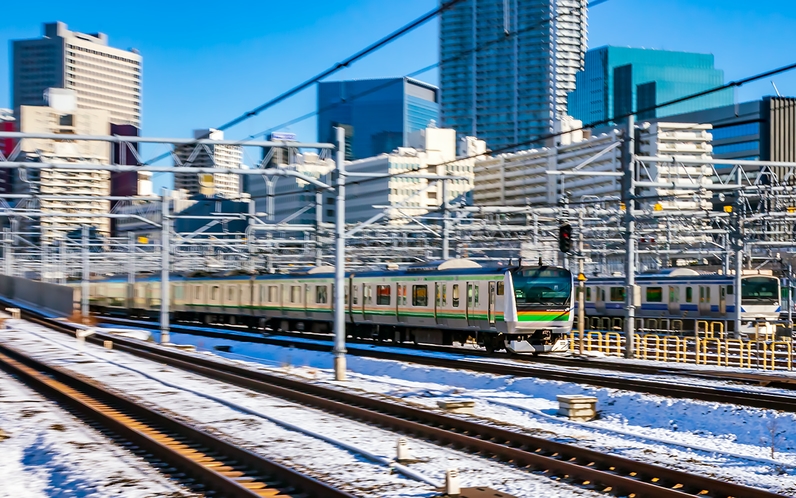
[142,327,796,496]
[0,320,606,498]
[0,369,197,498]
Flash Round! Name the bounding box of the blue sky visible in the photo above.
[1,0,795,186]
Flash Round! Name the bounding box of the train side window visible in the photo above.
[496,282,504,296]
[442,284,447,306]
[259,285,265,303]
[402,285,408,305]
[290,285,301,303]
[669,286,678,303]
[175,285,184,300]
[195,285,202,300]
[706,287,711,302]
[435,285,441,306]
[585,287,591,301]
[376,285,390,305]
[452,284,460,307]
[412,285,428,307]
[610,287,625,302]
[353,285,359,305]
[646,287,663,302]
[727,285,734,295]
[699,287,705,302]
[686,287,693,302]
[474,284,480,306]
[227,286,235,301]
[316,285,328,304]
[211,285,219,301]
[268,285,278,302]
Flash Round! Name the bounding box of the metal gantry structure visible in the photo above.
[2,125,796,366]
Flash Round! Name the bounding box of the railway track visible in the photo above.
[0,340,354,498]
[98,315,796,413]
[11,308,789,498]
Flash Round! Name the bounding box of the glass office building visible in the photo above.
[317,77,439,160]
[439,0,589,152]
[568,46,733,125]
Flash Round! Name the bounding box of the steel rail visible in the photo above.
[0,341,355,498]
[15,309,788,498]
[98,315,796,412]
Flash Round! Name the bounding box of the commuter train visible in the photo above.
[581,268,781,335]
[81,259,575,354]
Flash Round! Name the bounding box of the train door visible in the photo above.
[698,286,711,315]
[595,286,606,314]
[488,281,496,325]
[466,282,474,325]
[434,282,440,321]
[719,286,727,315]
[668,286,679,314]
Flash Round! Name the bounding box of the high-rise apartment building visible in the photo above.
[12,21,142,127]
[317,77,439,160]
[568,46,732,125]
[18,89,111,241]
[174,129,242,199]
[440,0,588,152]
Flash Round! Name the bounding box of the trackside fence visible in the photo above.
[0,275,74,317]
[569,329,794,371]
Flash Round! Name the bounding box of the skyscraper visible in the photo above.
[12,21,142,127]
[174,129,242,199]
[567,46,733,125]
[440,0,588,152]
[317,77,439,160]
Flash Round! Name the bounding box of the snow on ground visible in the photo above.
[0,369,196,498]
[0,321,605,498]
[129,327,796,496]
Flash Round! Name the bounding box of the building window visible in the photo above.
[211,285,219,300]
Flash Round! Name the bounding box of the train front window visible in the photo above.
[742,277,779,304]
[511,268,571,307]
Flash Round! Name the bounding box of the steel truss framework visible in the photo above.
[2,129,796,357]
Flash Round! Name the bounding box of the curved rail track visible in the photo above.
[8,306,789,498]
[0,341,354,498]
[98,315,796,413]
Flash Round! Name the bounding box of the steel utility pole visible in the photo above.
[442,179,450,260]
[622,116,636,359]
[81,225,89,321]
[128,232,135,308]
[315,189,323,267]
[788,263,793,334]
[3,228,10,276]
[160,188,171,344]
[333,127,347,381]
[578,209,586,356]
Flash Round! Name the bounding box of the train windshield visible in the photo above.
[741,277,779,304]
[511,268,572,307]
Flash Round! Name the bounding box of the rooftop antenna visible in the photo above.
[771,81,782,97]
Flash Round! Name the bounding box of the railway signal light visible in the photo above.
[558,224,573,253]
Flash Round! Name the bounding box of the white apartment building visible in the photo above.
[174,129,243,199]
[18,89,111,241]
[345,126,484,224]
[13,22,142,127]
[474,119,714,211]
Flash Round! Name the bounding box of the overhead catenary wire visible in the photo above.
[142,0,468,166]
[260,60,796,204]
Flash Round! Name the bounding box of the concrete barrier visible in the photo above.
[0,275,75,317]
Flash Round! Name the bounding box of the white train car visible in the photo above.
[582,268,781,335]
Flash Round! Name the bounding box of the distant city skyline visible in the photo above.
[0,0,794,189]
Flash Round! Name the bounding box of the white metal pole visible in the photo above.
[128,231,135,308]
[160,188,171,344]
[81,225,89,321]
[316,189,323,267]
[333,126,347,381]
[578,209,586,355]
[623,116,636,359]
[3,228,10,276]
[442,179,450,260]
